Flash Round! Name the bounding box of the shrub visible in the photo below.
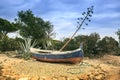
[0,36,19,51]
[18,38,37,60]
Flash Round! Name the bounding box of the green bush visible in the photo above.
[18,38,37,60]
[0,36,19,51]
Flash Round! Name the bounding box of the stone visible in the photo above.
[44,77,52,80]
[0,76,6,80]
[18,77,29,80]
[30,76,39,80]
[39,76,53,80]
[1,69,6,72]
[78,74,89,80]
[95,74,103,80]
[67,76,79,80]
[58,76,66,80]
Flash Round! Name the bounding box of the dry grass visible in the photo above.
[101,55,120,66]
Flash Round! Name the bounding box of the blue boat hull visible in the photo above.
[31,49,84,63]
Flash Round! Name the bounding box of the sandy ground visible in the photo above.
[0,53,120,80]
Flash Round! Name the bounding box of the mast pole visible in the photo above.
[59,15,88,51]
[59,6,94,51]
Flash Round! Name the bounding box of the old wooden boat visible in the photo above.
[30,6,94,64]
[30,47,84,64]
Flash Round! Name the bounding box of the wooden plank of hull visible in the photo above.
[32,50,83,63]
[32,56,83,64]
[31,48,84,64]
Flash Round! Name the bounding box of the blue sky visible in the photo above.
[0,0,120,41]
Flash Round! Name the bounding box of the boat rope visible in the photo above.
[66,61,107,75]
[66,61,92,74]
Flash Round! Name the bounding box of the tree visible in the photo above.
[0,18,19,51]
[42,21,55,49]
[116,29,120,47]
[62,38,78,51]
[115,29,120,55]
[0,36,19,51]
[0,18,17,37]
[83,33,100,57]
[89,32,100,42]
[74,35,89,53]
[97,36,118,55]
[15,10,54,48]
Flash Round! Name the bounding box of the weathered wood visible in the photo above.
[31,48,84,64]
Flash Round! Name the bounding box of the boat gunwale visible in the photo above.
[30,48,82,55]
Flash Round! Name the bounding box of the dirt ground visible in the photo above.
[0,53,120,80]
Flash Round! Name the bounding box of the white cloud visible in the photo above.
[93,12,120,19]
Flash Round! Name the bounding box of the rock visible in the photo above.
[0,76,6,80]
[1,69,9,75]
[10,76,16,80]
[0,61,2,64]
[0,72,2,76]
[52,77,58,80]
[44,77,52,80]
[18,77,29,80]
[5,76,13,80]
[95,74,103,80]
[30,76,39,80]
[0,75,15,80]
[3,59,7,62]
[18,74,26,78]
[78,74,89,80]
[39,76,53,80]
[67,76,79,80]
[58,76,66,80]
[1,69,6,72]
